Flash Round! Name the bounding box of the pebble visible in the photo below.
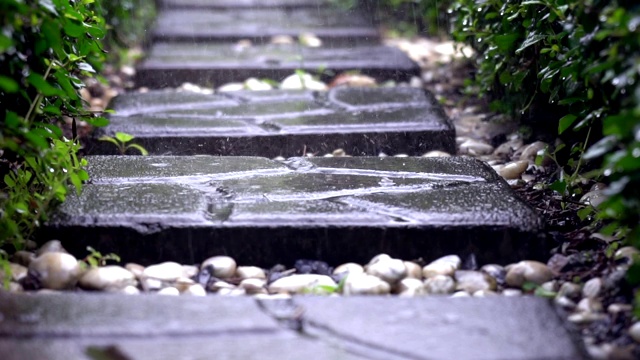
[239,278,267,295]
[518,141,548,163]
[218,288,246,296]
[28,252,81,290]
[120,285,141,295]
[343,273,390,295]
[582,277,603,299]
[458,138,494,156]
[567,312,606,324]
[11,251,35,267]
[450,291,470,297]
[0,263,28,283]
[217,83,245,92]
[403,261,422,279]
[157,287,180,296]
[497,160,528,180]
[557,282,582,300]
[365,256,407,284]
[35,240,68,256]
[208,280,236,292]
[505,260,554,287]
[577,298,603,313]
[396,278,426,296]
[422,255,461,278]
[333,263,364,275]
[614,246,639,265]
[580,190,606,209]
[629,322,640,343]
[181,284,207,296]
[143,262,184,282]
[422,150,451,157]
[79,266,136,291]
[554,296,576,309]
[244,78,272,91]
[235,266,266,280]
[607,303,632,314]
[423,275,455,295]
[479,264,505,284]
[201,256,237,279]
[182,265,199,278]
[280,73,327,91]
[473,290,498,297]
[454,270,496,293]
[501,289,522,297]
[268,274,336,294]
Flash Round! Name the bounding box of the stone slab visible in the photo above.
[92,87,454,156]
[41,156,546,266]
[136,43,420,87]
[159,0,331,9]
[153,8,379,45]
[0,293,585,360]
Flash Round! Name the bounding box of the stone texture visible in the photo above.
[296,296,586,360]
[136,43,420,87]
[153,8,378,45]
[93,87,454,156]
[42,155,545,266]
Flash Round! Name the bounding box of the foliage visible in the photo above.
[81,246,121,269]
[99,132,148,155]
[1,0,110,249]
[446,0,640,311]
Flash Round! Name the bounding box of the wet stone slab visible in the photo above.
[41,156,546,266]
[0,293,584,360]
[92,87,454,156]
[153,8,378,45]
[159,0,331,9]
[136,43,420,87]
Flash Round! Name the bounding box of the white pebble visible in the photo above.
[201,256,237,279]
[422,150,451,157]
[629,322,640,343]
[143,262,184,282]
[403,261,422,279]
[396,278,425,297]
[422,255,461,278]
[235,266,266,280]
[28,252,81,290]
[343,273,390,295]
[333,263,364,275]
[366,257,407,284]
[423,275,455,295]
[498,160,528,180]
[268,274,336,294]
[505,260,554,287]
[79,266,136,291]
[157,287,180,296]
[582,278,602,299]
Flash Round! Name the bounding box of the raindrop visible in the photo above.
[632,148,640,158]
[604,169,612,176]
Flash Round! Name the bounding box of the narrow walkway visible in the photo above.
[1,1,586,359]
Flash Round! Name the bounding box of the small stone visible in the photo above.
[157,287,180,296]
[119,285,141,295]
[403,261,422,279]
[143,262,184,282]
[480,264,505,284]
[394,153,409,157]
[239,278,267,295]
[343,273,390,295]
[125,263,145,277]
[505,260,554,287]
[332,148,346,157]
[615,246,640,265]
[557,282,582,300]
[182,265,199,278]
[174,277,195,292]
[207,280,235,292]
[201,256,237,279]
[459,139,494,156]
[607,303,632,314]
[365,257,407,284]
[0,263,28,283]
[329,74,377,88]
[577,298,603,313]
[244,78,272,91]
[280,73,327,91]
[554,296,576,310]
[35,240,67,256]
[518,141,549,164]
[423,275,455,295]
[217,82,245,92]
[422,150,451,157]
[333,263,364,275]
[270,35,294,45]
[582,277,603,298]
[396,278,425,297]
[586,343,613,360]
[11,251,36,267]
[454,270,496,293]
[299,32,322,47]
[28,252,81,290]
[423,255,461,278]
[268,274,336,294]
[497,160,529,180]
[492,139,523,160]
[473,290,498,297]
[235,266,266,280]
[629,322,640,343]
[580,190,607,209]
[79,266,136,291]
[501,289,522,297]
[540,280,559,293]
[181,284,207,296]
[568,312,606,324]
[8,282,23,293]
[450,291,470,298]
[217,288,246,296]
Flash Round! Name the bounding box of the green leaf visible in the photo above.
[40,0,59,15]
[115,132,134,143]
[494,33,520,52]
[27,73,64,97]
[126,144,149,156]
[515,34,546,54]
[85,117,109,127]
[98,136,120,147]
[77,62,95,73]
[584,135,617,160]
[63,21,85,38]
[549,180,567,194]
[4,175,15,188]
[0,76,19,93]
[558,114,578,134]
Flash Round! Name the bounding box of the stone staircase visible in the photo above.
[1,1,587,359]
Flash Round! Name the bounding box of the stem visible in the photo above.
[571,126,592,180]
[25,61,55,122]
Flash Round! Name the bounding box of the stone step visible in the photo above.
[152,8,379,45]
[159,0,331,10]
[136,43,419,88]
[0,292,585,360]
[41,156,545,266]
[92,87,454,156]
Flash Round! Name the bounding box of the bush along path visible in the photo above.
[0,0,622,358]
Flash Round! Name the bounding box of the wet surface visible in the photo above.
[159,0,333,10]
[153,8,378,45]
[42,156,545,266]
[94,87,454,156]
[136,44,420,87]
[0,293,585,360]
